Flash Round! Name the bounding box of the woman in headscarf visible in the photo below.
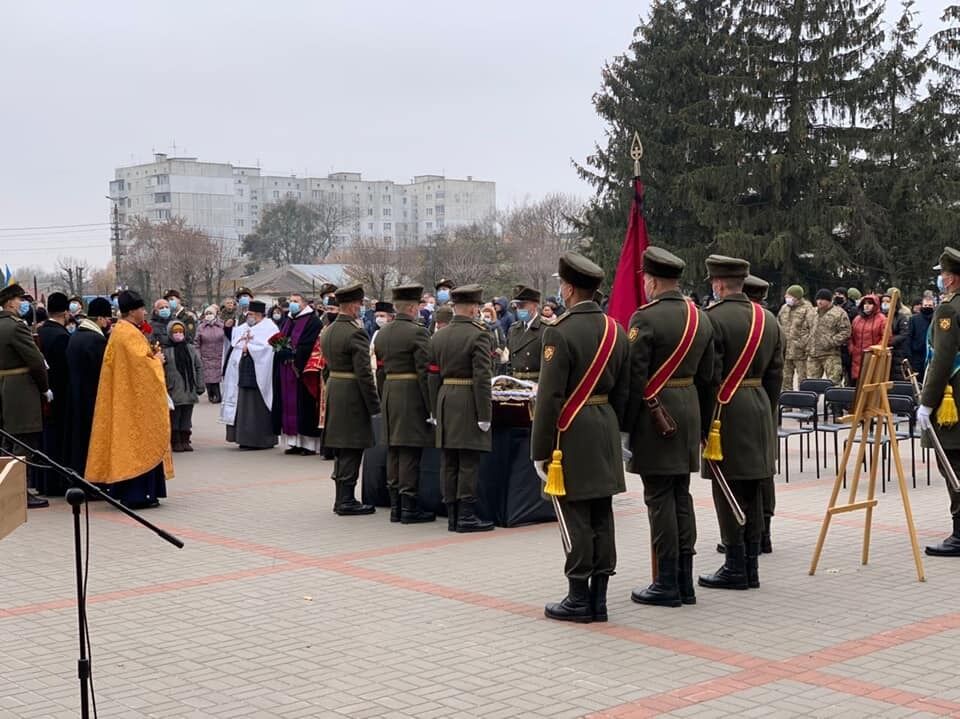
[195,304,225,402]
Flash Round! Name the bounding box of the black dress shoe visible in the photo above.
[284,447,304,455]
[300,449,317,456]
[27,494,49,509]
[926,515,960,556]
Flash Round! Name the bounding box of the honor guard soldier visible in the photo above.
[374,284,436,524]
[507,285,544,381]
[531,252,630,623]
[320,282,380,516]
[428,284,495,533]
[918,247,960,556]
[699,256,783,590]
[624,247,715,608]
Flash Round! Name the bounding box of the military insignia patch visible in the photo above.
[628,327,639,343]
[941,318,952,331]
[544,346,556,362]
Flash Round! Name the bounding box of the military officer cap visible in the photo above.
[318,282,338,296]
[705,254,750,279]
[235,286,253,299]
[163,288,182,300]
[435,278,455,291]
[47,292,69,314]
[512,285,541,303]
[87,297,112,318]
[939,247,960,274]
[642,246,685,279]
[558,251,604,291]
[451,284,483,304]
[390,284,423,302]
[0,283,26,305]
[334,282,365,303]
[743,274,769,300]
[374,301,395,314]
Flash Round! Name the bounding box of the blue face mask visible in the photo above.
[168,298,178,311]
[437,290,450,303]
[69,302,81,314]
[111,298,119,309]
[938,276,946,293]
[67,325,76,334]
[516,308,531,322]
[158,307,171,319]
[288,301,301,316]
[238,296,251,308]
[18,301,30,317]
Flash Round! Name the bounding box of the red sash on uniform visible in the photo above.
[557,315,618,432]
[716,302,765,405]
[642,300,699,400]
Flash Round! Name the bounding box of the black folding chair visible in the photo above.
[778,391,820,481]
[819,387,856,478]
[799,378,834,422]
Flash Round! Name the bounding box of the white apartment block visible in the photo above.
[110,154,496,253]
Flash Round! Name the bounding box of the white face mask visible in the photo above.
[375,316,388,328]
[785,296,797,307]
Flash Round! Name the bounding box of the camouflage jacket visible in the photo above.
[807,304,851,358]
[777,299,815,360]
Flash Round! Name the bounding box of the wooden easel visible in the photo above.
[809,291,925,581]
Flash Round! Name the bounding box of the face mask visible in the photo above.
[272,313,282,322]
[18,301,30,317]
[69,302,81,314]
[833,297,844,305]
[288,302,301,316]
[238,296,251,308]
[67,325,76,334]
[482,315,495,324]
[437,290,450,303]
[424,303,435,312]
[785,296,796,307]
[204,312,215,321]
[171,332,185,343]
[922,306,934,316]
[516,309,531,322]
[168,298,178,311]
[375,316,388,328]
[158,307,171,319]
[881,302,890,313]
[111,298,119,309]
[938,276,947,293]
[246,316,257,326]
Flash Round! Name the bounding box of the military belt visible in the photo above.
[443,378,473,386]
[328,371,357,380]
[584,394,608,406]
[664,377,693,388]
[740,378,762,388]
[385,373,418,381]
[0,367,29,378]
[514,371,540,380]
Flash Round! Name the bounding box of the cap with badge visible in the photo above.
[512,285,541,303]
[435,278,455,291]
[705,254,750,279]
[450,284,484,304]
[318,282,338,297]
[0,283,26,306]
[558,251,604,291]
[334,282,364,304]
[390,284,423,302]
[642,246,685,279]
[743,274,769,301]
[235,286,253,299]
[939,247,960,273]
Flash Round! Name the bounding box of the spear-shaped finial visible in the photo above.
[630,131,644,178]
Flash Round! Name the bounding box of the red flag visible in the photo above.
[607,178,649,328]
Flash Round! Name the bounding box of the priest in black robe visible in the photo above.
[66,298,113,478]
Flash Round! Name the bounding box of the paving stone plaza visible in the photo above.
[4,401,960,718]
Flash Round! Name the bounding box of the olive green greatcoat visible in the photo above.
[320,314,381,449]
[429,315,494,452]
[623,290,716,475]
[373,313,434,448]
[0,312,49,435]
[507,315,544,377]
[921,292,960,450]
[530,301,630,501]
[701,294,784,481]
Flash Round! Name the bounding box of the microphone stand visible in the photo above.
[0,428,183,719]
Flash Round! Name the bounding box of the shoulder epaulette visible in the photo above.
[552,311,571,325]
[705,300,723,311]
[636,298,661,311]
[947,293,958,303]
[472,320,486,330]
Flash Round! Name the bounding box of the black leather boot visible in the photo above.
[401,494,436,524]
[926,514,960,556]
[456,501,494,532]
[334,482,376,516]
[27,493,49,509]
[445,503,458,532]
[699,543,749,590]
[183,430,194,452]
[678,553,696,605]
[746,542,760,588]
[388,489,401,523]
[544,578,593,623]
[332,481,343,513]
[631,556,681,607]
[762,517,772,554]
[590,575,610,622]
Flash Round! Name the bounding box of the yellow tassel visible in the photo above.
[938,386,959,427]
[703,419,723,461]
[544,449,566,496]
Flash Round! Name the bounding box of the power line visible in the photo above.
[0,222,110,232]
[0,243,110,253]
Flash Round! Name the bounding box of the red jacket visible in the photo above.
[848,294,886,381]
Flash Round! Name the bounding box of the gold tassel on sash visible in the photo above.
[544,448,566,496]
[703,409,723,461]
[938,385,959,427]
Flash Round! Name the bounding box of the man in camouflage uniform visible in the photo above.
[778,284,814,391]
[806,289,851,385]
[507,286,544,382]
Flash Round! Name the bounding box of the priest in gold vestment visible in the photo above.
[85,290,173,508]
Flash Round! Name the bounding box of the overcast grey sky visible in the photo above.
[0,1,945,269]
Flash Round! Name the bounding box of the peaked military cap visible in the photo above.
[435,278,455,291]
[642,246,685,279]
[705,254,750,279]
[334,282,364,303]
[558,251,604,291]
[390,284,423,302]
[743,274,769,300]
[939,247,960,274]
[0,283,26,305]
[512,285,541,303]
[374,301,395,314]
[451,284,483,304]
[318,282,338,296]
[163,288,182,300]
[235,286,253,298]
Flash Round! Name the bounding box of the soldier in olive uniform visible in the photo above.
[428,284,495,533]
[624,247,715,608]
[699,256,783,590]
[918,247,960,556]
[0,283,51,509]
[532,252,630,623]
[374,284,436,524]
[320,283,380,516]
[507,286,544,381]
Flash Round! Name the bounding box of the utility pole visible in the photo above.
[111,201,122,288]
[75,266,84,297]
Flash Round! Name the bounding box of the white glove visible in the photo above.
[371,413,382,421]
[620,432,632,461]
[533,460,548,483]
[426,415,437,426]
[43,389,54,403]
[917,405,934,432]
[478,421,491,432]
[167,394,175,411]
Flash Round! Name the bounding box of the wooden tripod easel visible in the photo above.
[809,291,925,581]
